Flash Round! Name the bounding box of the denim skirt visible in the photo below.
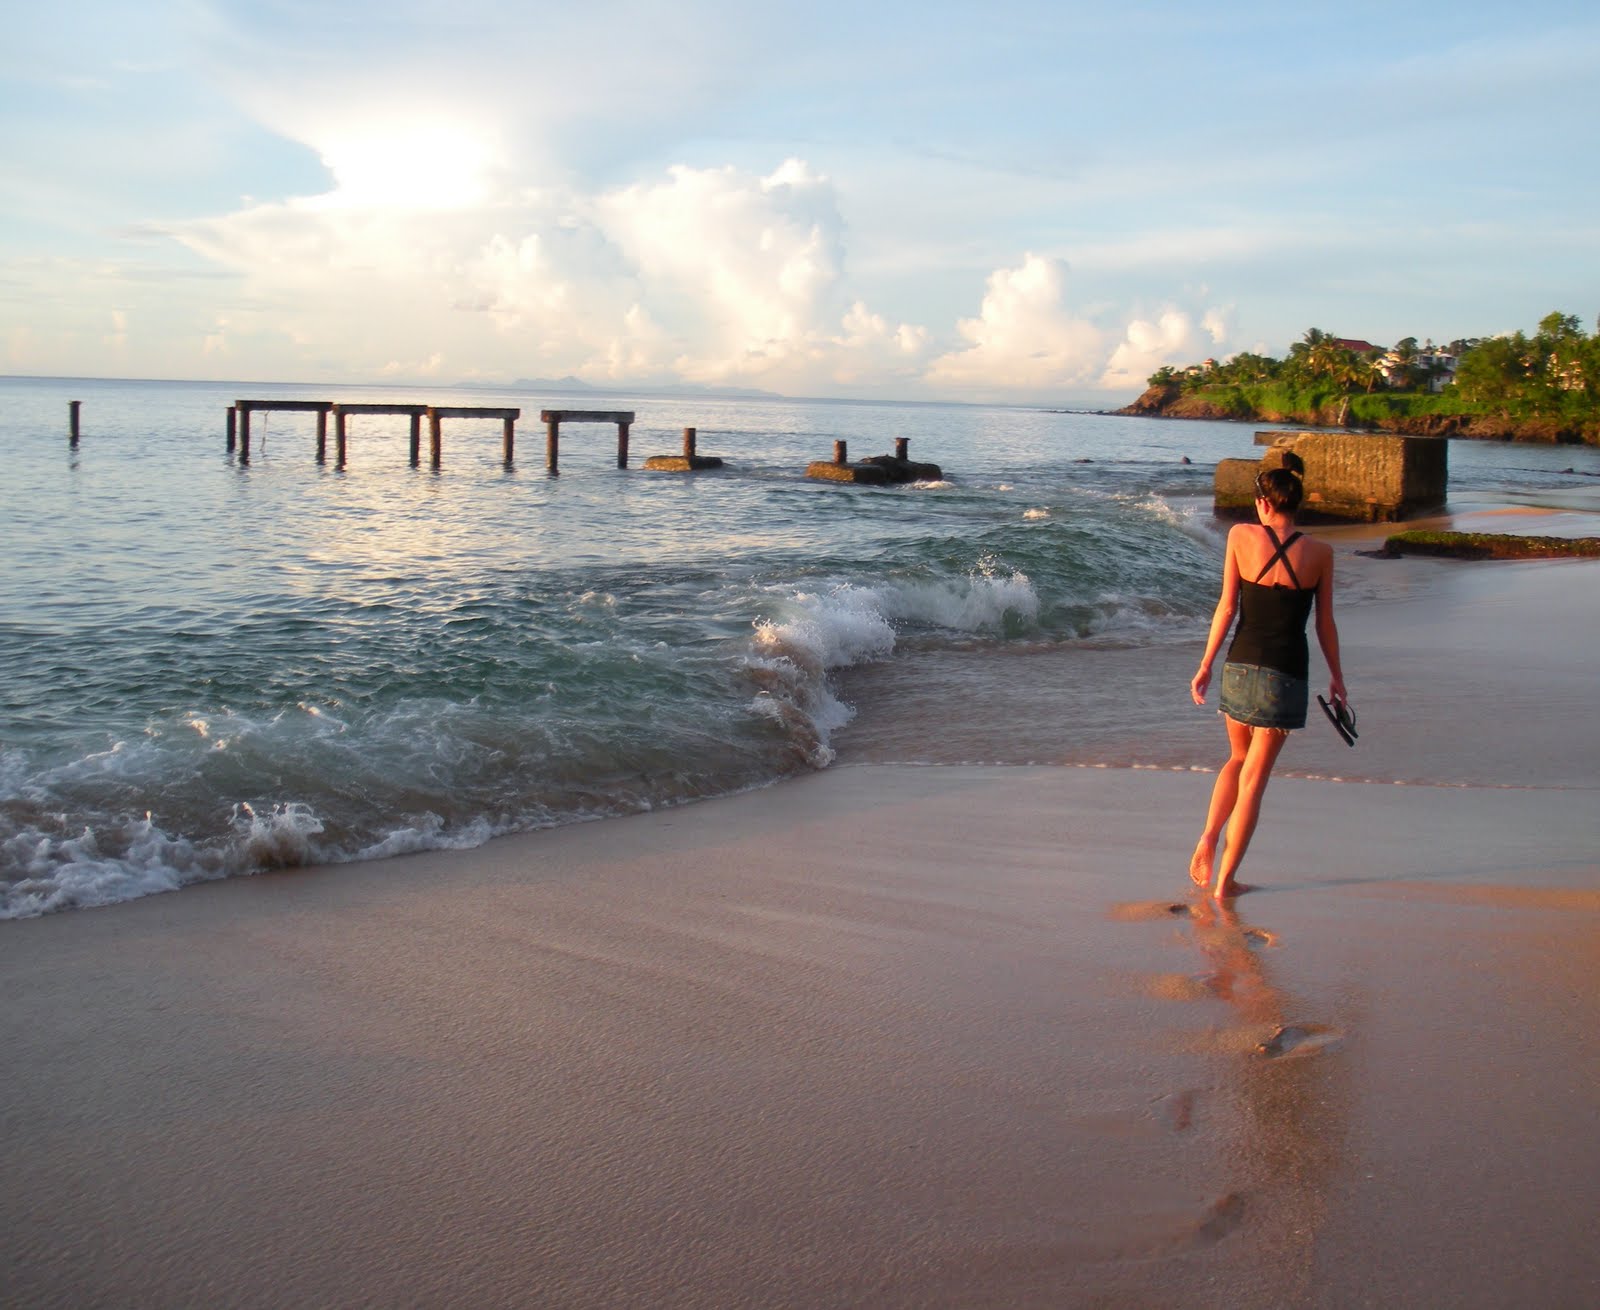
[1219,661,1308,731]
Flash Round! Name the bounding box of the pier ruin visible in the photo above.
[228,400,520,468]
[806,438,942,485]
[1214,431,1447,523]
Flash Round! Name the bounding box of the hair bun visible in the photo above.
[1254,463,1306,514]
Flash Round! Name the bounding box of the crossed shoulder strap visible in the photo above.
[1252,525,1305,588]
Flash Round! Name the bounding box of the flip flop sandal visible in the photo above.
[1317,694,1358,746]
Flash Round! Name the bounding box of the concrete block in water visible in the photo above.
[1214,431,1447,522]
[861,455,944,482]
[642,455,725,471]
[805,455,943,485]
[807,460,891,484]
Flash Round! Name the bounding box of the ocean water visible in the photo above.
[3,377,1595,917]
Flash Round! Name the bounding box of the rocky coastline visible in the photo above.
[1114,383,1597,444]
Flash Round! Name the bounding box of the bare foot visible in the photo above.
[1189,843,1214,887]
[1211,880,1254,900]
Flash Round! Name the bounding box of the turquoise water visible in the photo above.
[3,377,1594,915]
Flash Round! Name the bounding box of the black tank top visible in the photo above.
[1226,526,1315,678]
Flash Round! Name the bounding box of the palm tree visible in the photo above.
[1286,328,1332,383]
[1307,331,1348,382]
[1362,348,1386,392]
[1389,337,1421,391]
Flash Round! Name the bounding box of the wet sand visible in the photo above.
[4,554,1598,1308]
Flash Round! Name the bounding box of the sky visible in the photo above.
[2,1,1597,405]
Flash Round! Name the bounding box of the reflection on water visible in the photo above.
[1187,897,1350,1303]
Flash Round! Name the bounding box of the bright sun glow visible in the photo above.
[315,115,500,211]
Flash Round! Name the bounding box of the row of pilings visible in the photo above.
[60,399,942,483]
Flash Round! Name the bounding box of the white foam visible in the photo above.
[875,559,1040,632]
[1134,493,1183,526]
[0,793,341,919]
[746,589,882,768]
[1,816,202,917]
[743,563,1041,768]
[751,585,898,675]
[232,800,324,868]
[355,813,496,859]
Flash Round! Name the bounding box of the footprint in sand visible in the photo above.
[1146,973,1213,1001]
[1189,1192,1247,1247]
[1108,900,1193,921]
[1130,1191,1249,1256]
[1097,1189,1248,1261]
[1255,1023,1342,1059]
[1152,1088,1200,1133]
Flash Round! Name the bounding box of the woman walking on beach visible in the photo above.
[1189,466,1346,898]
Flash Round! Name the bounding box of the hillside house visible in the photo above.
[1378,345,1459,392]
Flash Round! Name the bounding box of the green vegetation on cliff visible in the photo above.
[1383,530,1600,560]
[1124,313,1600,443]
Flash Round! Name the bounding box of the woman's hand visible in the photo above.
[1329,675,1347,705]
[1191,665,1212,705]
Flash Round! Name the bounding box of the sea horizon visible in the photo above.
[2,369,1133,415]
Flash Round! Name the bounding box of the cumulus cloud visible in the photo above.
[596,159,844,381]
[164,201,497,375]
[156,156,933,390]
[309,108,508,212]
[828,302,929,385]
[163,165,1224,397]
[1099,306,1231,391]
[592,160,933,389]
[924,255,1104,395]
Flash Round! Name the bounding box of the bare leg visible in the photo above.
[1192,716,1252,886]
[1213,725,1289,899]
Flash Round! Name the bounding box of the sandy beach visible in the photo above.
[5,545,1598,1308]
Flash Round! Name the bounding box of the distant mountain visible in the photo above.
[511,375,595,392]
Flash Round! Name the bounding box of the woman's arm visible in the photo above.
[1312,548,1347,702]
[1191,528,1243,705]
